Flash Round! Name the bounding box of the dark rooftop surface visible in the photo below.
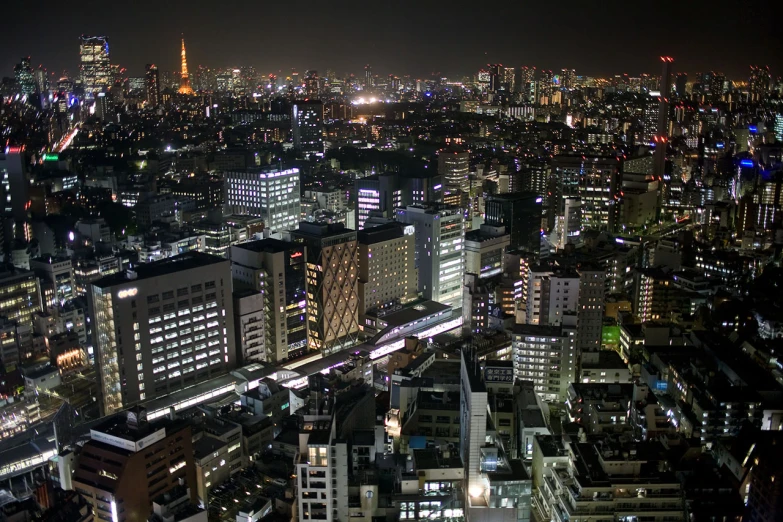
[232,238,300,254]
[193,435,226,459]
[357,222,407,245]
[92,251,226,288]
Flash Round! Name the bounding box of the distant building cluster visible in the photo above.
[0,34,782,522]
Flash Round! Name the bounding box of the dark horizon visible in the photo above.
[1,0,781,81]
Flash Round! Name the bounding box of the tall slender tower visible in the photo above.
[178,37,194,95]
[654,56,673,209]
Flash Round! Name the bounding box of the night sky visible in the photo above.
[1,0,781,80]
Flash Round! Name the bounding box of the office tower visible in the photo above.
[145,64,159,106]
[178,38,194,95]
[225,167,301,234]
[484,192,542,255]
[654,57,673,184]
[355,174,402,230]
[395,205,465,309]
[364,64,372,89]
[642,94,660,144]
[88,252,236,415]
[503,66,516,92]
[512,321,576,401]
[14,57,35,96]
[538,70,555,104]
[487,63,503,92]
[30,256,74,310]
[292,100,324,156]
[79,35,111,93]
[291,222,359,355]
[465,223,510,279]
[0,146,31,222]
[304,70,319,98]
[230,239,307,362]
[552,155,621,232]
[95,90,112,121]
[438,149,470,194]
[675,73,687,97]
[0,265,41,329]
[516,66,537,103]
[356,222,417,315]
[70,409,197,522]
[749,65,771,102]
[560,68,576,89]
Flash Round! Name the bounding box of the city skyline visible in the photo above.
[1,0,781,80]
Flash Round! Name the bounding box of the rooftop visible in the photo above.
[232,238,301,254]
[92,251,226,288]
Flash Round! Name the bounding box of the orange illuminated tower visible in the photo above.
[178,37,194,95]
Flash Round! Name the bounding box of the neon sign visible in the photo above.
[117,288,138,299]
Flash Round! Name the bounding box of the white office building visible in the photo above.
[225,167,301,234]
[395,205,465,309]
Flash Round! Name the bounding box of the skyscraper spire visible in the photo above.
[178,36,194,95]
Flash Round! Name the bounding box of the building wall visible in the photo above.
[89,256,235,415]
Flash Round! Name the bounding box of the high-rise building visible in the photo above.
[484,192,542,255]
[178,38,194,95]
[525,265,605,353]
[291,222,359,355]
[552,155,621,232]
[79,35,111,94]
[230,239,307,362]
[225,167,301,234]
[512,322,577,402]
[69,409,198,522]
[0,264,41,330]
[654,57,674,184]
[438,149,470,194]
[0,145,31,222]
[395,205,465,309]
[516,66,537,103]
[232,289,265,364]
[30,256,74,310]
[88,252,236,415]
[749,65,772,102]
[675,72,687,97]
[487,63,503,92]
[364,64,372,89]
[464,223,510,279]
[354,174,402,230]
[576,265,606,353]
[145,64,159,106]
[460,351,532,520]
[13,57,35,96]
[292,100,324,156]
[304,70,319,98]
[356,222,417,315]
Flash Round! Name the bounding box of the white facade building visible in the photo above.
[225,167,301,234]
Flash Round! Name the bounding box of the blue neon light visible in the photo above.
[740,159,754,168]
